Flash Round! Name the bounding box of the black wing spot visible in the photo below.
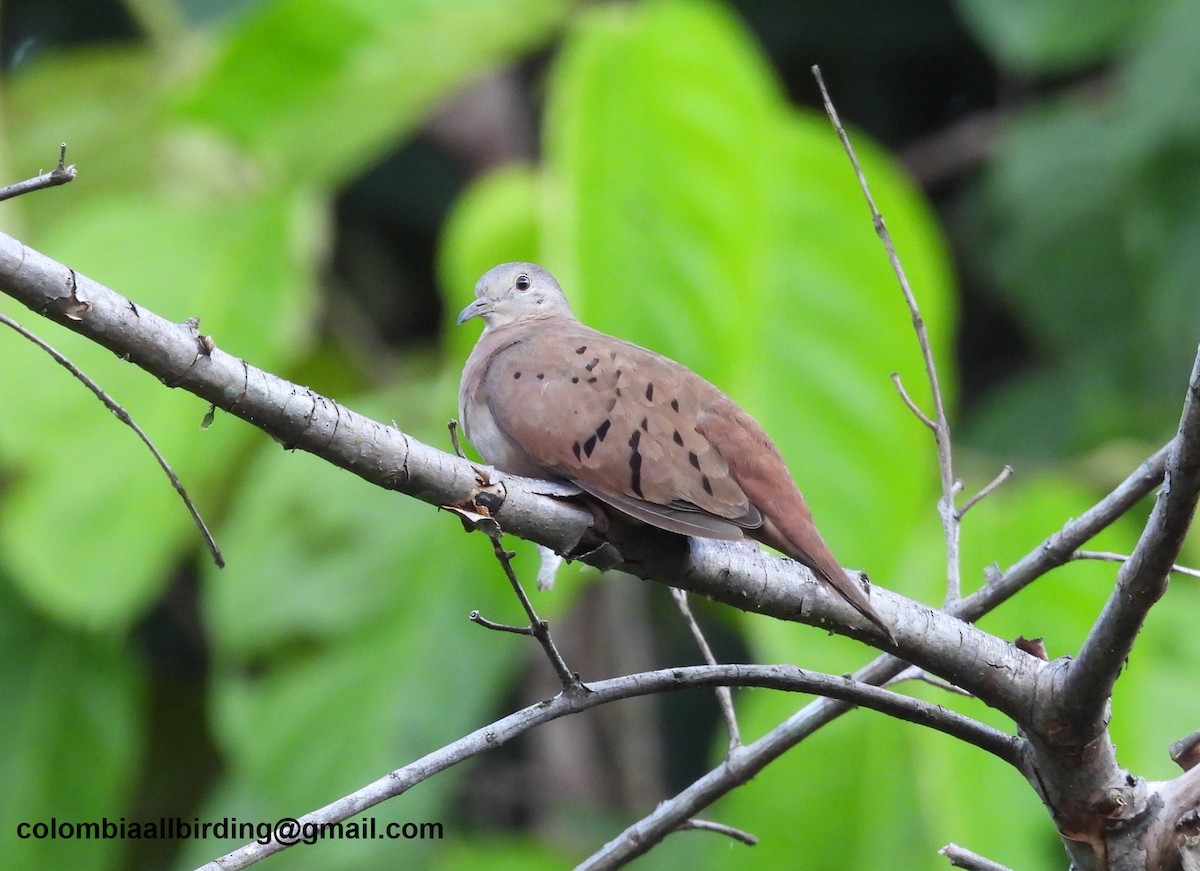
[605,397,618,413]
[572,442,582,461]
[702,475,713,495]
[628,429,641,450]
[596,419,612,442]
[688,451,701,470]
[585,356,600,372]
[630,450,644,497]
[571,376,580,384]
[671,398,680,412]
[587,377,598,384]
[575,345,588,354]
[513,371,521,379]
[583,434,598,457]
[673,430,684,446]
[645,383,655,401]
[536,373,545,380]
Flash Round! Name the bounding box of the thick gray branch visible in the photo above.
[1006,346,1200,870]
[1063,345,1200,735]
[0,228,1046,714]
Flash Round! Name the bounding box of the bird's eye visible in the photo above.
[515,274,531,292]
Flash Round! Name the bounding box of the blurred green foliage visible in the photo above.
[962,0,1200,456]
[0,0,1195,870]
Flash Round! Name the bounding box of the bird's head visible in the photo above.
[456,262,577,331]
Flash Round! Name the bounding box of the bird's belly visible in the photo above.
[461,397,551,479]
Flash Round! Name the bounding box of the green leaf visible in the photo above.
[438,163,542,366]
[178,0,572,186]
[0,575,145,871]
[541,0,784,365]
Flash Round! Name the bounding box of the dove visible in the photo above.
[456,262,890,638]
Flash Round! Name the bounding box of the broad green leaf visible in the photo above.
[0,574,145,871]
[178,0,572,186]
[542,0,784,365]
[438,163,541,367]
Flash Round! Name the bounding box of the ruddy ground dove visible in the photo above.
[457,262,890,638]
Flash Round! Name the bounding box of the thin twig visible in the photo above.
[812,66,962,604]
[0,313,224,567]
[675,817,757,846]
[887,665,973,697]
[0,144,77,202]
[1063,346,1200,740]
[670,587,741,750]
[891,371,936,430]
[468,609,533,635]
[482,530,583,693]
[957,465,1014,519]
[447,418,466,459]
[1073,550,1200,579]
[938,842,1015,871]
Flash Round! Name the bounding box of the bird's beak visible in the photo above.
[456,297,491,325]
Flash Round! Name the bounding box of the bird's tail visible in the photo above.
[759,515,895,645]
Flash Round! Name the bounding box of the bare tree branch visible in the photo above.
[959,441,1172,621]
[0,227,1053,704]
[1171,730,1200,772]
[674,817,757,845]
[957,465,1014,519]
[3,194,1193,871]
[0,144,76,202]
[888,665,973,697]
[479,518,583,692]
[939,842,1015,871]
[1063,346,1200,739]
[891,371,936,430]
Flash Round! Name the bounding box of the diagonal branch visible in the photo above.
[0,227,1051,710]
[196,662,1019,871]
[1059,344,1200,740]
